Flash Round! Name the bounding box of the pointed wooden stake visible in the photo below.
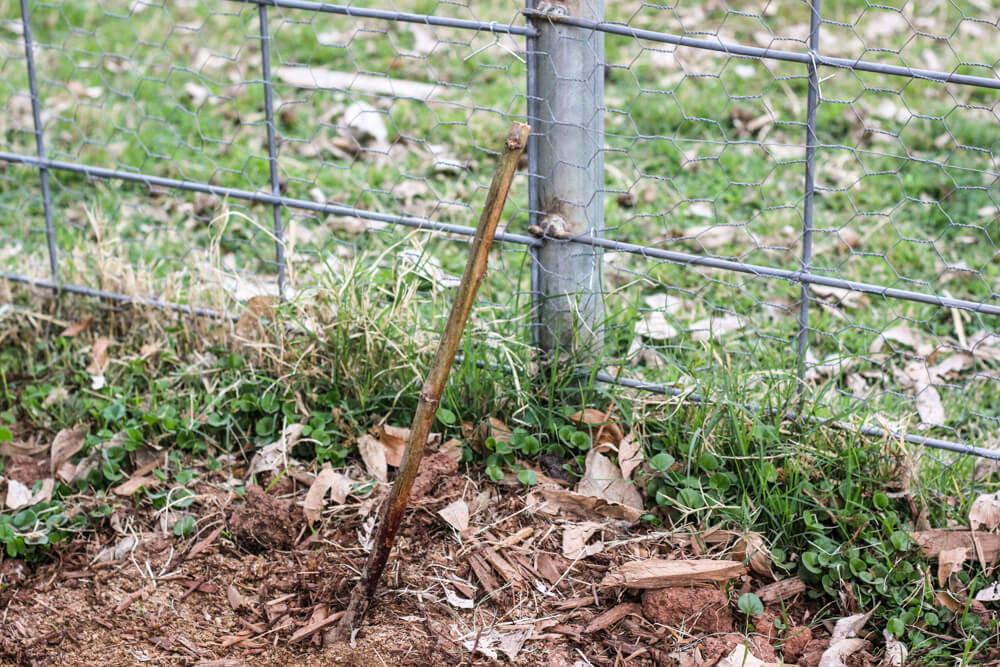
[327,122,530,643]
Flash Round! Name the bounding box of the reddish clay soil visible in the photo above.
[0,455,829,666]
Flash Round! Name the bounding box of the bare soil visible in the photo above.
[0,458,829,666]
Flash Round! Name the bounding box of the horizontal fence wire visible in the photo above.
[3,0,999,462]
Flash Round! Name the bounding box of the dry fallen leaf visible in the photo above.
[880,629,907,667]
[717,645,766,667]
[234,295,277,339]
[561,521,605,559]
[690,314,746,342]
[569,408,624,448]
[303,463,353,524]
[0,440,47,457]
[937,546,966,586]
[577,449,643,511]
[969,491,1000,531]
[227,584,252,613]
[733,531,772,578]
[438,499,470,533]
[818,611,872,667]
[246,423,304,478]
[60,316,93,337]
[528,486,643,523]
[112,475,158,496]
[901,361,945,427]
[974,581,1000,602]
[878,324,935,357]
[4,477,54,510]
[87,336,111,375]
[635,311,678,341]
[357,434,388,483]
[341,101,388,144]
[49,427,85,477]
[617,431,642,481]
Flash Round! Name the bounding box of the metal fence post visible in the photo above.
[529,0,604,359]
[796,0,821,401]
[19,0,59,285]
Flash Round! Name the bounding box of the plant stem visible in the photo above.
[328,121,530,642]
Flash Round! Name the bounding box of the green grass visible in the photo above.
[1,276,999,662]
[2,3,1000,657]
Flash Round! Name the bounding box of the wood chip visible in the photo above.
[481,548,524,588]
[289,610,345,644]
[584,602,641,633]
[755,576,807,604]
[552,596,596,611]
[467,552,498,593]
[600,559,746,589]
[184,524,225,561]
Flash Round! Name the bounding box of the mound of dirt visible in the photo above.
[641,586,734,633]
[229,484,303,551]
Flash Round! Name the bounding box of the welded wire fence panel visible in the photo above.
[2,0,999,458]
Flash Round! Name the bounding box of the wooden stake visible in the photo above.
[327,122,531,643]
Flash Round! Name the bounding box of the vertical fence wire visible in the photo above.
[796,0,822,402]
[258,2,286,298]
[18,0,58,285]
[525,0,541,349]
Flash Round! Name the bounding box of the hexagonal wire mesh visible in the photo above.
[2,0,999,461]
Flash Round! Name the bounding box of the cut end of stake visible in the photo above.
[506,122,531,151]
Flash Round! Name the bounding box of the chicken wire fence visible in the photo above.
[2,1,1000,461]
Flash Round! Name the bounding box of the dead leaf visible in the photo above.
[818,611,872,667]
[303,463,352,524]
[341,101,388,144]
[970,491,1000,531]
[690,314,746,342]
[810,284,870,309]
[902,361,945,427]
[0,440,47,457]
[562,521,605,559]
[94,535,138,563]
[41,387,70,409]
[974,581,1000,602]
[880,629,907,667]
[577,449,643,510]
[683,223,745,249]
[877,324,935,357]
[569,409,624,448]
[600,559,746,589]
[112,475,158,496]
[234,295,277,339]
[461,628,530,661]
[733,532,772,577]
[4,477,53,510]
[60,316,93,337]
[717,645,766,667]
[50,427,85,476]
[87,336,111,375]
[438,499,469,533]
[937,546,966,586]
[227,584,252,613]
[246,423,304,478]
[4,479,31,510]
[357,434,387,482]
[617,431,642,481]
[528,486,643,523]
[139,342,161,359]
[635,311,678,341]
[935,590,963,613]
[911,530,1000,563]
[442,586,474,609]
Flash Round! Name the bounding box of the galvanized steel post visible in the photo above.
[529,0,605,359]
